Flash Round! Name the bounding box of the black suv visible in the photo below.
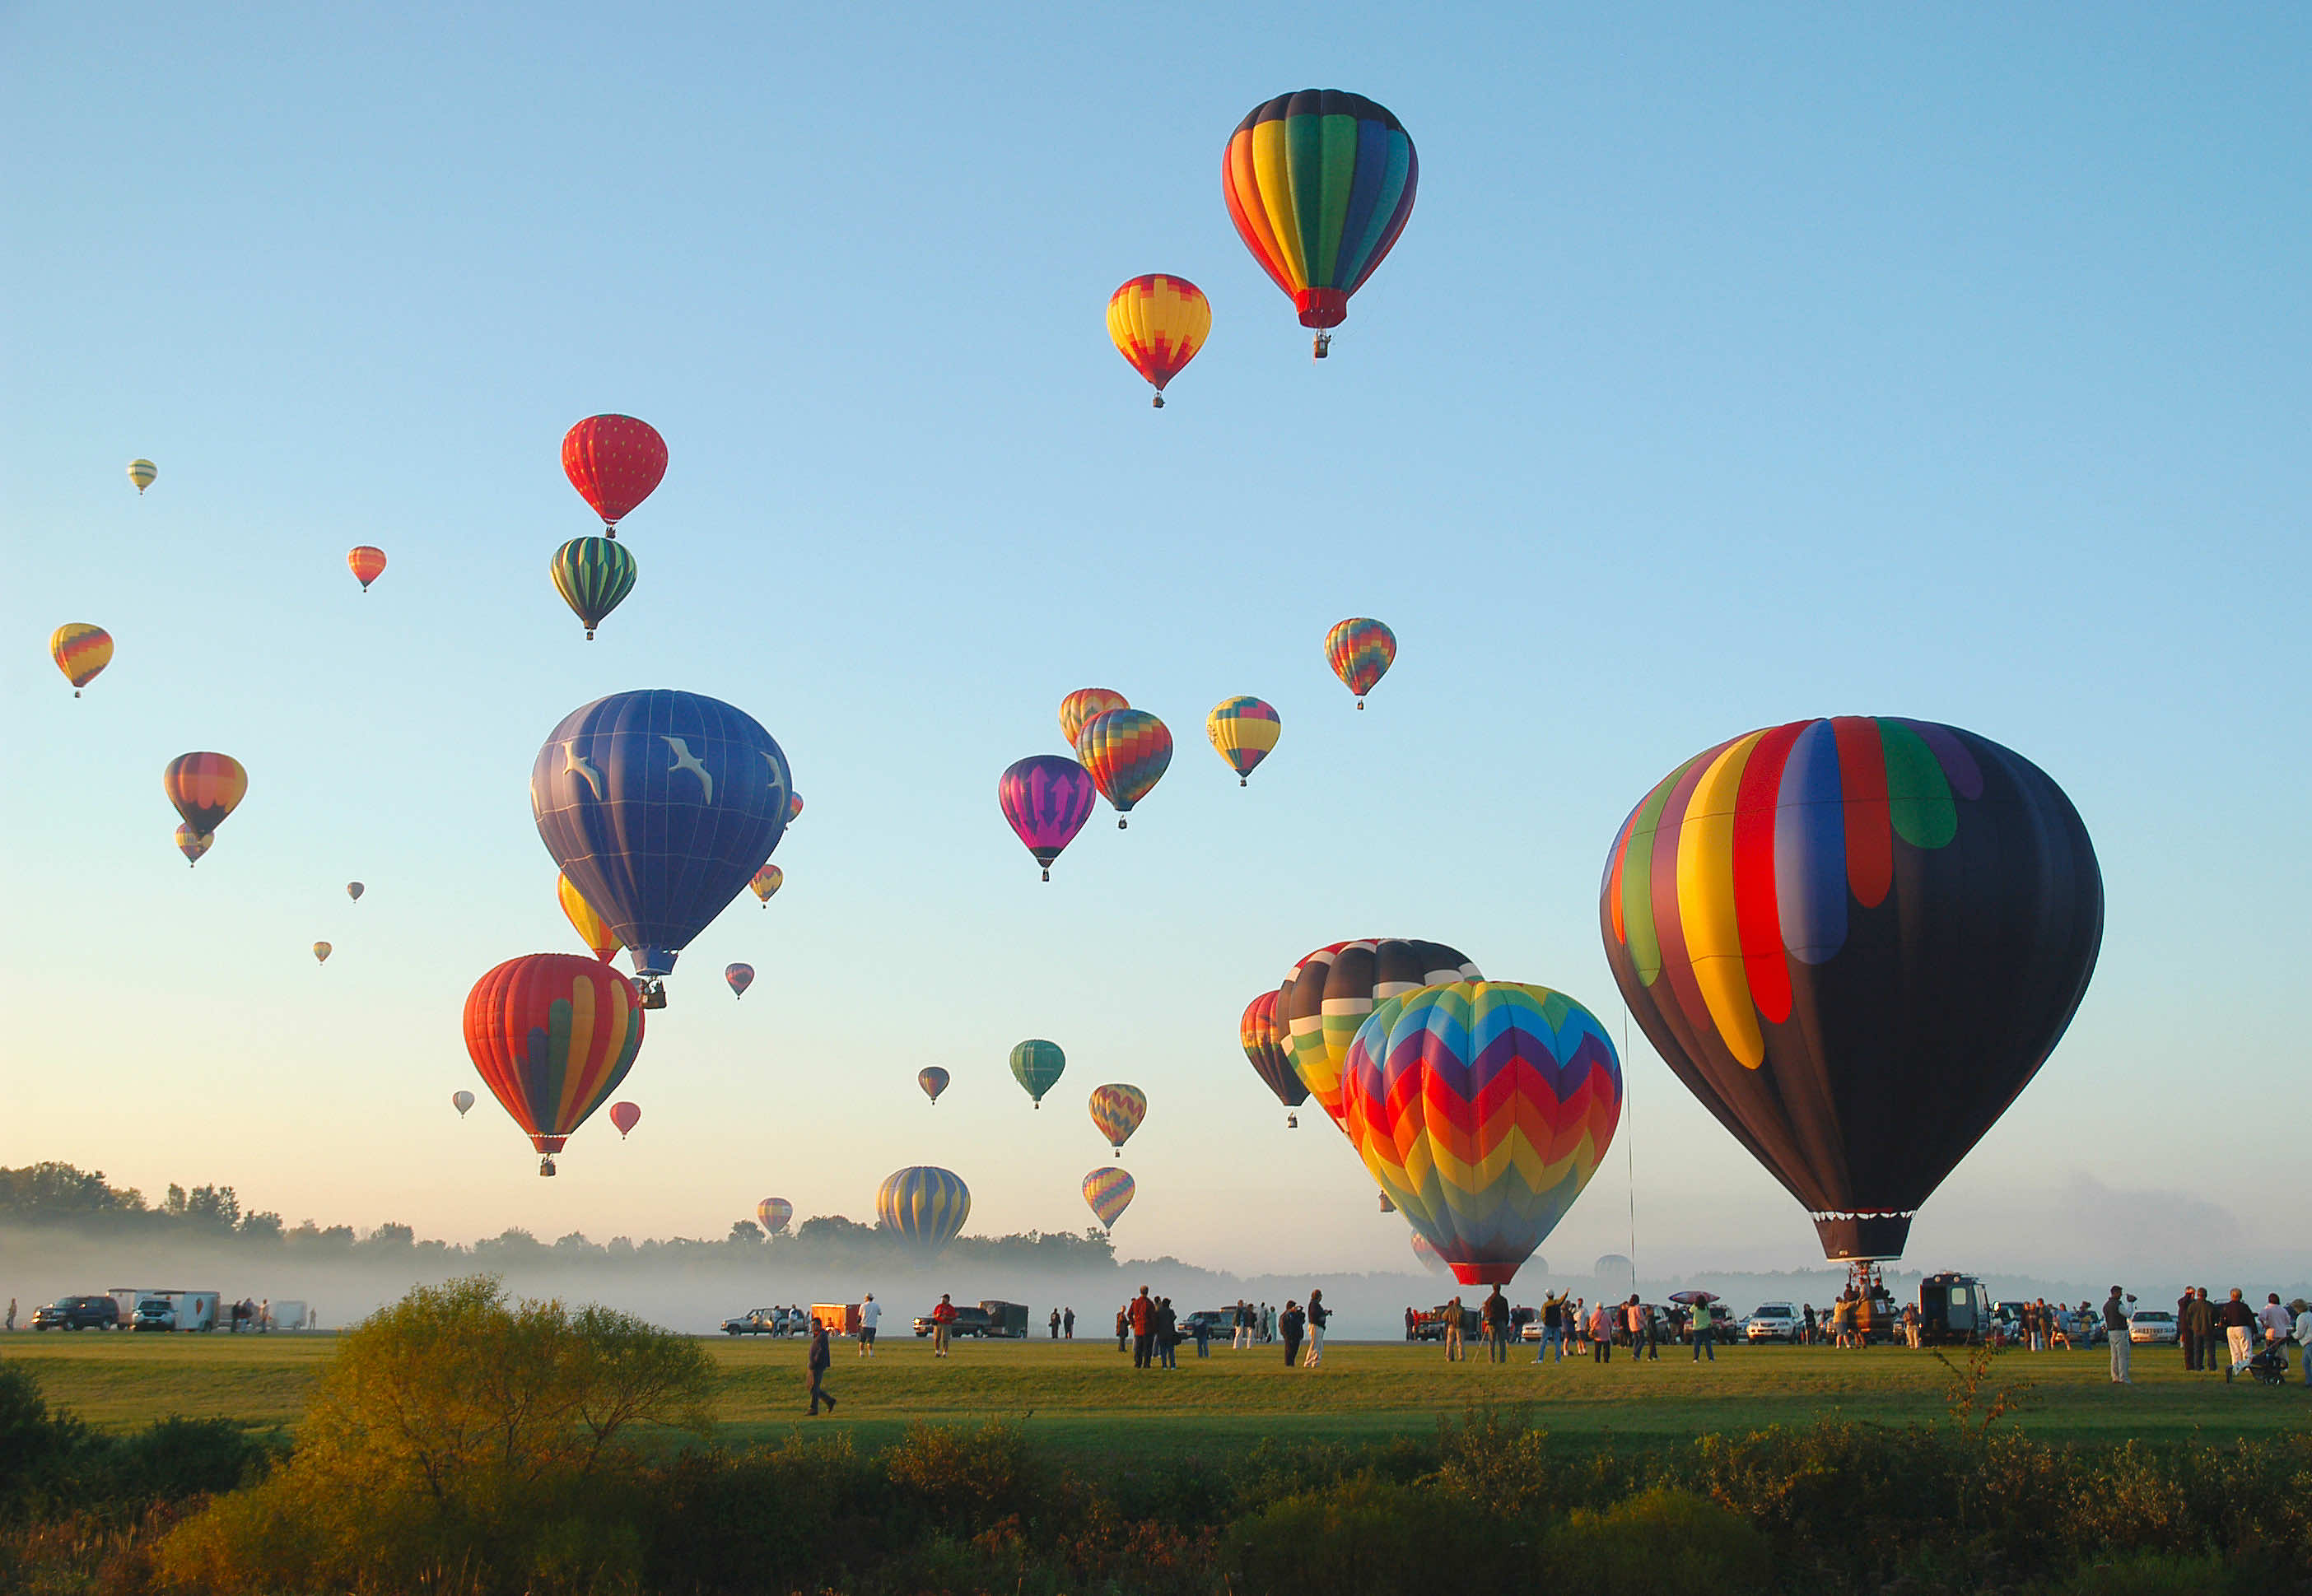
[32,1296,121,1331]
[914,1306,996,1338]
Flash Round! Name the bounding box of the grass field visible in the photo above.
[8,1328,2305,1462]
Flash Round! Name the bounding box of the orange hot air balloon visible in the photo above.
[164,753,247,835]
[50,625,113,696]
[463,952,646,1176]
[1059,688,1129,750]
[557,872,621,963]
[1107,275,1211,407]
[347,546,388,592]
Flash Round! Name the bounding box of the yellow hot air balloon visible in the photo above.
[127,459,157,494]
[1107,275,1212,407]
[557,872,621,963]
[49,624,114,696]
[313,942,332,965]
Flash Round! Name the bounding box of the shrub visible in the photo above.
[1541,1485,1773,1594]
[1227,1473,1521,1592]
[880,1418,1046,1533]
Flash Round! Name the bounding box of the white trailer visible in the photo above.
[109,1288,220,1331]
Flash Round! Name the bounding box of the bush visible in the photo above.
[1228,1473,1522,1592]
[1543,1485,1773,1593]
[880,1418,1046,1533]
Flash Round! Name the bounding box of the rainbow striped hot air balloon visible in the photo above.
[1325,618,1395,708]
[757,1197,793,1235]
[918,1066,950,1105]
[1341,981,1623,1286]
[1087,1084,1147,1153]
[49,624,113,696]
[1107,275,1211,407]
[1083,1167,1135,1231]
[1240,989,1309,1126]
[1076,709,1172,829]
[1279,938,1480,1134]
[876,1166,971,1255]
[1206,696,1280,786]
[463,952,646,1176]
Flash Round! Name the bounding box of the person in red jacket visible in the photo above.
[930,1294,958,1358]
[1128,1285,1155,1368]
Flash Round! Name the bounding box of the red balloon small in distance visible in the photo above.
[562,415,667,537]
[609,1101,641,1140]
[347,546,387,592]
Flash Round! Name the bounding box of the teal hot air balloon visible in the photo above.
[550,536,637,640]
[1083,1167,1135,1231]
[1009,1039,1065,1108]
[876,1166,971,1255]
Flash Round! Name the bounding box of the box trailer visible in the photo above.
[977,1301,1030,1338]
[110,1288,220,1332]
[811,1302,861,1337]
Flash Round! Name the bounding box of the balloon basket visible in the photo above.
[1239,776,1247,787]
[583,629,596,640]
[1152,393,1164,409]
[1116,817,1127,830]
[1287,1113,1298,1128]
[1312,333,1332,360]
[538,1156,557,1177]
[73,689,82,698]
[1040,867,1051,882]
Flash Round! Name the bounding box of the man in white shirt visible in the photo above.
[2292,1301,2312,1389]
[2258,1293,2291,1374]
[859,1293,880,1356]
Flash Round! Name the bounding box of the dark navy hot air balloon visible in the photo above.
[531,690,791,1003]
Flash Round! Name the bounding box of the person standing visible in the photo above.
[1801,1303,1816,1346]
[806,1320,837,1415]
[259,1298,270,1334]
[1589,1299,1613,1364]
[1483,1287,1510,1364]
[1404,1305,1417,1343]
[1625,1297,1651,1364]
[1903,1301,1922,1350]
[1050,1308,1061,1339]
[2293,1300,2312,1389]
[1193,1305,1213,1359]
[930,1293,958,1358]
[1303,1291,1329,1366]
[860,1293,880,1356]
[1063,1306,1074,1339]
[1116,1305,1130,1352]
[2183,1288,2215,1372]
[2103,1286,2134,1384]
[1155,1296,1179,1369]
[2177,1287,2199,1370]
[1536,1291,1567,1363]
[1690,1296,1716,1361]
[1443,1294,1465,1361]
[1130,1286,1155,1369]
[4,1297,13,1332]
[1263,1303,1275,1343]
[2258,1293,2292,1375]
[1280,1300,1305,1366]
[2216,1288,2257,1380]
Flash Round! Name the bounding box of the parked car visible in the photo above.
[914,1305,997,1338]
[1184,1310,1233,1339]
[30,1296,121,1331]
[2129,1310,2180,1346]
[131,1298,176,1333]
[1915,1273,1988,1345]
[1745,1303,1800,1342]
[721,1308,781,1336]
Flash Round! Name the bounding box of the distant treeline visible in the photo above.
[0,1161,1122,1269]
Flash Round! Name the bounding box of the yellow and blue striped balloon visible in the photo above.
[1083,1166,1135,1231]
[876,1166,971,1254]
[1205,696,1280,785]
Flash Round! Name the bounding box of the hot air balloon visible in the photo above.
[758,1197,793,1235]
[1206,696,1280,786]
[312,942,332,965]
[530,690,791,1005]
[1076,709,1172,829]
[1083,1167,1135,1231]
[1088,1084,1147,1152]
[1599,716,2104,1262]
[1222,91,1418,357]
[452,1089,475,1118]
[1410,1231,1450,1277]
[750,863,783,905]
[1107,275,1211,407]
[1325,618,1395,708]
[1009,1039,1065,1108]
[347,546,388,592]
[609,1100,641,1139]
[998,755,1096,881]
[463,952,646,1176]
[165,753,247,836]
[346,882,364,900]
[1239,989,1309,1127]
[787,793,803,824]
[127,459,156,494]
[550,537,637,640]
[1341,980,1622,1285]
[49,625,112,696]
[175,825,213,867]
[1280,938,1481,1133]
[1059,688,1130,750]
[918,1066,949,1105]
[557,872,621,964]
[562,414,667,537]
[725,962,754,999]
[876,1166,971,1254]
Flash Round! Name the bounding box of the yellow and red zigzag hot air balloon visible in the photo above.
[1087,1084,1147,1153]
[50,625,113,696]
[1107,276,1210,407]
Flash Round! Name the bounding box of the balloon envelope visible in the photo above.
[725,962,754,998]
[1342,981,1623,1286]
[1088,1084,1147,1152]
[562,414,667,532]
[1325,618,1396,705]
[347,546,387,592]
[1058,688,1130,750]
[127,459,156,492]
[1223,91,1417,340]
[876,1166,970,1254]
[346,882,364,900]
[997,755,1096,880]
[1083,1166,1135,1230]
[557,872,622,963]
[50,624,112,694]
[463,952,646,1160]
[1076,709,1172,826]
[787,793,803,823]
[312,942,331,964]
[1410,1231,1451,1277]
[1009,1039,1065,1107]
[531,690,791,980]
[1206,696,1280,785]
[1280,939,1480,1133]
[749,863,784,904]
[1239,990,1310,1118]
[174,824,213,866]
[918,1066,950,1104]
[165,753,247,835]
[1599,716,2104,1261]
[1107,275,1210,404]
[609,1100,641,1138]
[549,537,636,640]
[451,1089,475,1118]
[757,1197,793,1234]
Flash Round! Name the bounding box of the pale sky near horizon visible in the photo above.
[5,4,2306,1284]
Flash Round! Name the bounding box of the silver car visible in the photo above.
[2128,1310,2179,1345]
[1746,1302,1799,1342]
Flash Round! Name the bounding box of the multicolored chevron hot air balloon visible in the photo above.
[312,942,332,965]
[562,414,667,537]
[347,546,388,592]
[1107,275,1210,407]
[451,1090,475,1118]
[749,863,784,904]
[164,753,247,836]
[127,459,156,494]
[757,1196,793,1234]
[1058,688,1130,750]
[463,952,646,1176]
[1083,1167,1135,1231]
[550,537,637,640]
[49,624,112,696]
[609,1100,641,1139]
[175,825,213,867]
[1009,1039,1065,1108]
[1223,91,1418,357]
[918,1066,950,1105]
[1325,618,1396,708]
[788,793,803,824]
[1600,716,2104,1262]
[557,872,621,963]
[998,755,1097,881]
[725,962,754,999]
[1088,1084,1147,1152]
[1076,709,1172,829]
[1240,989,1309,1126]
[876,1166,971,1254]
[1280,938,1480,1133]
[1341,981,1622,1286]
[1205,696,1280,786]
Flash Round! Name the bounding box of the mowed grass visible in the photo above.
[6,1330,2303,1462]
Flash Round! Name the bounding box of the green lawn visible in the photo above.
[7,1329,2302,1461]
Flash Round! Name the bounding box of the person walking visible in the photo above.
[1116,1305,1130,1352]
[1156,1296,1179,1369]
[806,1320,837,1415]
[1304,1290,1329,1366]
[859,1293,880,1356]
[1536,1291,1567,1363]
[1130,1287,1155,1368]
[1903,1301,1922,1350]
[1443,1294,1465,1361]
[2103,1286,2134,1384]
[1063,1306,1074,1339]
[1690,1296,1716,1361]
[4,1298,12,1332]
[1280,1300,1306,1366]
[2216,1288,2257,1380]
[930,1293,958,1358]
[1050,1308,1061,1339]
[1193,1305,1213,1359]
[1483,1286,1511,1364]
[1588,1299,1614,1364]
[1263,1303,1276,1343]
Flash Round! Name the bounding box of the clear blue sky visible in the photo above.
[5,3,2305,1282]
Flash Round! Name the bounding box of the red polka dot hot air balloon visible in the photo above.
[347,546,388,592]
[1325,618,1396,709]
[561,415,667,538]
[463,952,646,1176]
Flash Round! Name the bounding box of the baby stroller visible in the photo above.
[2241,1338,2291,1386]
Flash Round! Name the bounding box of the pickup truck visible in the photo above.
[720,1308,787,1337]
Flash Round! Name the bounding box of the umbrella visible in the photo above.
[1668,1291,1719,1305]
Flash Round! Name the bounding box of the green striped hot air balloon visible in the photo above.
[550,536,637,640]
[1009,1039,1065,1109]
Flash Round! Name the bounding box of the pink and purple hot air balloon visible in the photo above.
[609,1100,641,1140]
[998,754,1097,882]
[726,962,755,999]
